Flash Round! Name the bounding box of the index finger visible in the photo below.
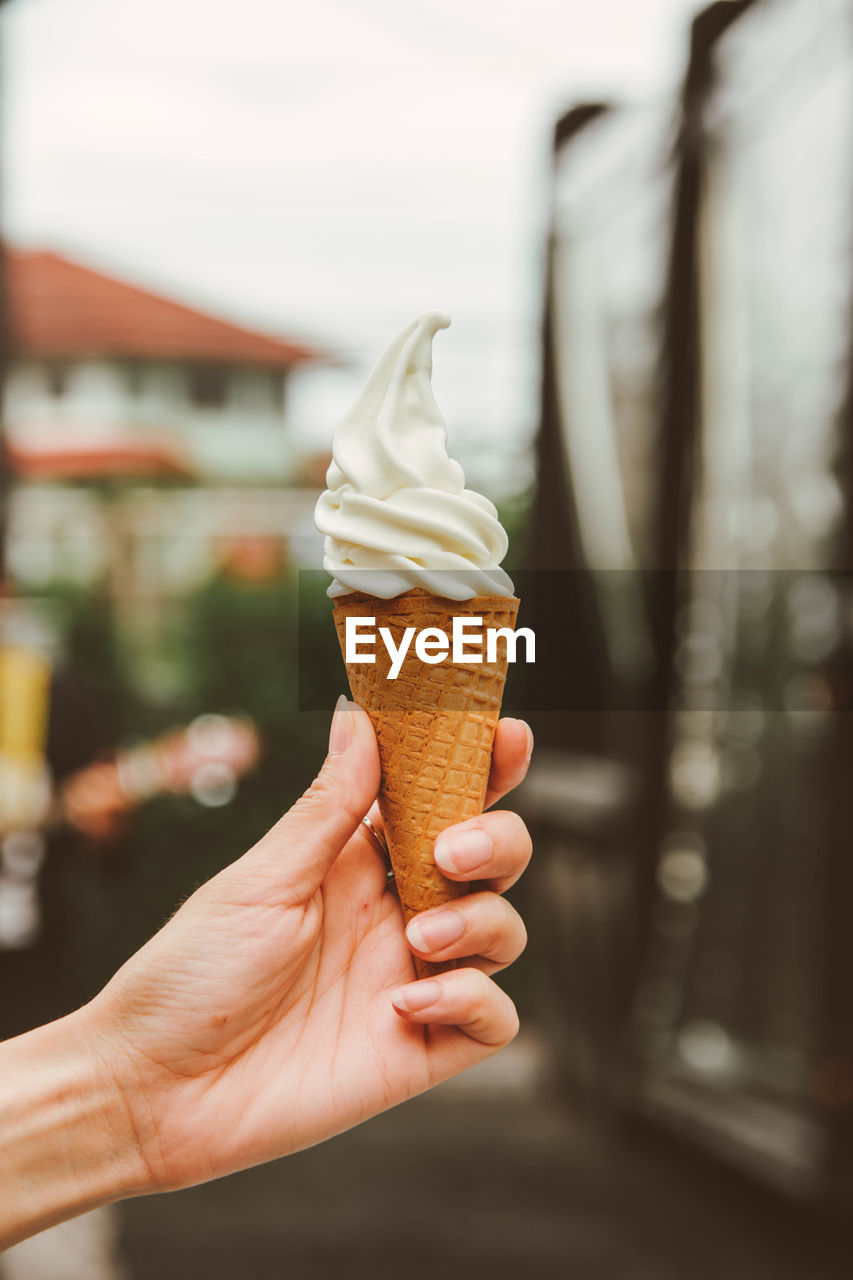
[484,718,533,809]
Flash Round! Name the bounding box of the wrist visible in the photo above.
[0,1008,152,1248]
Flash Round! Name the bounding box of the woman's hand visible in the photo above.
[81,701,533,1196]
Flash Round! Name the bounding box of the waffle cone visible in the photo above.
[333,590,520,978]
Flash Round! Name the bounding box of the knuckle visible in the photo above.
[478,897,525,961]
[503,1003,521,1043]
[505,908,528,960]
[486,811,532,867]
[291,782,325,824]
[465,967,494,1018]
[508,813,534,862]
[293,764,364,829]
[480,905,508,956]
[296,767,334,811]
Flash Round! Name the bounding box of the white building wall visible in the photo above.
[3,358,297,483]
[7,484,322,593]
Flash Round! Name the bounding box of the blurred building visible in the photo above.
[4,249,320,483]
[2,250,328,691]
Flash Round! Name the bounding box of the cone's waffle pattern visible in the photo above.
[333,591,520,978]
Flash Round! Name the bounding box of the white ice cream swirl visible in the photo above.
[315,312,514,601]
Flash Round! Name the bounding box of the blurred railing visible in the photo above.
[522,0,853,1214]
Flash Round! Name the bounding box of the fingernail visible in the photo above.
[407,909,465,953]
[434,827,492,874]
[519,719,534,762]
[391,980,441,1012]
[328,695,353,756]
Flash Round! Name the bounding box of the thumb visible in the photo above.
[241,697,380,900]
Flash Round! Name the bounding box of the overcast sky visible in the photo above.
[1,0,703,494]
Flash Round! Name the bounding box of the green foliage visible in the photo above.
[121,570,341,948]
[35,579,136,734]
[33,570,342,1000]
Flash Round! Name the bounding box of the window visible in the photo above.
[230,369,287,413]
[188,364,228,409]
[124,362,145,397]
[271,371,286,414]
[45,364,68,398]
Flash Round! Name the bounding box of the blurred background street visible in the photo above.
[120,1038,851,1280]
[2,0,853,1275]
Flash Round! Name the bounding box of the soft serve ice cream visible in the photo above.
[319,314,522,970]
[314,313,514,601]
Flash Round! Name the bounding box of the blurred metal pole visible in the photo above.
[0,254,11,588]
[634,0,755,992]
[525,103,612,750]
[820,104,853,1212]
[0,4,11,585]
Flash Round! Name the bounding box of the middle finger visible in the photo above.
[433,811,532,894]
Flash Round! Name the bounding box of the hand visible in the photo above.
[81,702,533,1195]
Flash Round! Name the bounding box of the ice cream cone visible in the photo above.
[333,590,520,978]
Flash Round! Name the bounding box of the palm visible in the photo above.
[96,824,451,1189]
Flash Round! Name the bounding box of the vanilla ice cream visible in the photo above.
[314,313,514,601]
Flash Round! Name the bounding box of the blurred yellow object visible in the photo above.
[0,647,52,832]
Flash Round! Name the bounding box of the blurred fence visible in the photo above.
[522,0,853,1215]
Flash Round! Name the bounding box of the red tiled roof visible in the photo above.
[7,438,194,481]
[6,250,320,368]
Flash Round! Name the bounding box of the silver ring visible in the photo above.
[361,816,395,882]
